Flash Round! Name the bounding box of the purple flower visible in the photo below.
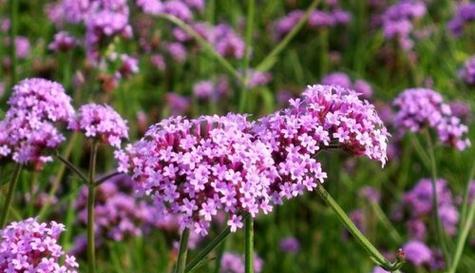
[69,103,128,148]
[372,267,390,273]
[15,36,30,59]
[406,219,426,240]
[221,252,263,273]
[253,85,388,204]
[116,54,139,78]
[246,70,272,88]
[136,0,163,15]
[273,10,304,39]
[403,240,432,266]
[116,114,278,235]
[151,54,166,71]
[321,72,352,89]
[193,80,214,99]
[353,80,373,99]
[166,42,188,63]
[359,186,381,203]
[393,88,471,150]
[212,24,245,59]
[448,3,475,36]
[0,218,79,272]
[165,93,190,116]
[0,78,74,168]
[459,56,475,85]
[279,236,300,253]
[449,101,471,120]
[48,31,77,52]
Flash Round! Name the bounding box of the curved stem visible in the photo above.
[55,152,89,184]
[0,164,22,227]
[255,0,320,71]
[87,142,99,273]
[157,14,244,85]
[244,214,254,273]
[185,226,231,273]
[9,0,19,86]
[95,171,122,187]
[424,130,450,263]
[175,228,190,273]
[316,185,404,272]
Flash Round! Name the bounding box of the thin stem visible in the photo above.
[255,0,320,71]
[212,235,228,273]
[424,130,450,263]
[459,163,475,227]
[38,133,78,220]
[238,0,255,112]
[175,228,190,273]
[370,203,402,243]
[87,142,99,273]
[185,226,231,273]
[55,152,89,184]
[0,164,22,227]
[244,214,254,273]
[316,185,404,272]
[95,171,122,187]
[448,193,475,273]
[157,14,244,85]
[9,0,19,86]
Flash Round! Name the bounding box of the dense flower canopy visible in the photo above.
[116,114,278,235]
[0,218,79,273]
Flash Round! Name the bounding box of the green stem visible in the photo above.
[87,142,99,273]
[212,235,228,273]
[9,0,19,86]
[157,14,244,85]
[370,203,402,243]
[175,228,190,273]
[448,193,475,273]
[255,0,320,71]
[316,185,403,272]
[459,163,475,227]
[0,164,22,227]
[55,152,89,184]
[185,227,231,273]
[238,0,255,112]
[424,130,450,263]
[244,214,254,273]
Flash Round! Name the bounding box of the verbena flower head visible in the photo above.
[0,78,74,168]
[393,88,471,150]
[0,218,79,272]
[459,56,475,85]
[116,114,278,235]
[279,236,300,253]
[448,3,475,36]
[253,84,388,203]
[69,103,128,148]
[321,72,373,99]
[402,240,432,266]
[221,252,263,273]
[48,31,77,52]
[15,36,30,59]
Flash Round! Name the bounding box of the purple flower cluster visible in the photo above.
[381,0,426,49]
[448,3,475,37]
[48,31,77,53]
[393,88,471,150]
[402,240,432,266]
[0,78,74,168]
[75,174,155,241]
[321,72,373,99]
[165,93,191,116]
[137,0,204,20]
[273,7,351,39]
[116,114,278,235]
[0,218,79,273]
[221,252,263,273]
[403,178,459,236]
[279,236,301,253]
[246,70,272,89]
[192,77,229,100]
[459,55,475,85]
[68,103,128,148]
[15,36,31,59]
[253,85,388,203]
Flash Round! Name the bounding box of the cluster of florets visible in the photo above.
[321,72,373,99]
[0,78,74,168]
[273,7,351,40]
[0,218,79,273]
[192,77,229,101]
[69,103,129,148]
[253,85,388,203]
[48,31,77,52]
[393,88,471,150]
[116,114,278,235]
[381,0,426,49]
[459,55,475,85]
[448,2,475,37]
[75,174,155,241]
[137,0,204,20]
[402,178,459,237]
[221,252,263,273]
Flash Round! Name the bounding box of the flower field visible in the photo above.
[0,1,474,272]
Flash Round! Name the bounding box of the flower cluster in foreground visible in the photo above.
[393,88,470,150]
[0,78,74,168]
[0,218,78,273]
[118,84,389,235]
[116,114,278,235]
[69,103,128,148]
